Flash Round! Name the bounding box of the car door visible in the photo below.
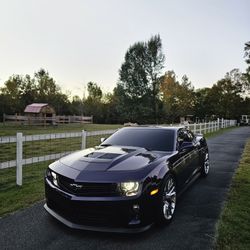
[173,129,199,188]
[186,130,200,178]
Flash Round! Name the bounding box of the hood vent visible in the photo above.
[85,152,121,160]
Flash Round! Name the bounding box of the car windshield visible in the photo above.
[101,128,175,151]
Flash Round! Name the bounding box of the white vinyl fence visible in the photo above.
[184,118,236,134]
[0,129,117,185]
[0,119,236,185]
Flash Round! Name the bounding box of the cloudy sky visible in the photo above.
[0,0,249,96]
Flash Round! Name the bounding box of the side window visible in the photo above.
[177,129,193,149]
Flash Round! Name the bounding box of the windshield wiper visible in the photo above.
[100,143,113,147]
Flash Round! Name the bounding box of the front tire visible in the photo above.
[156,175,177,225]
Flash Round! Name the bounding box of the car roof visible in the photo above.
[122,126,185,131]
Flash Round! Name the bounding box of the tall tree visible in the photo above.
[0,74,24,113]
[194,69,247,119]
[194,88,213,120]
[243,41,250,95]
[146,35,165,122]
[84,82,104,122]
[33,68,71,114]
[160,71,194,123]
[117,34,165,123]
[87,82,102,100]
[20,74,37,107]
[34,68,59,101]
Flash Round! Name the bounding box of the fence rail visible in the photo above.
[3,114,93,125]
[0,119,236,185]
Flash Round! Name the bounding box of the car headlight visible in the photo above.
[46,168,58,187]
[119,181,140,196]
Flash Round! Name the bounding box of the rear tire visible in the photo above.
[156,175,177,225]
[201,152,209,177]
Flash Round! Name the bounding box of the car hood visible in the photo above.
[49,146,173,182]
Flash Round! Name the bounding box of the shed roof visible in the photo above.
[24,103,49,113]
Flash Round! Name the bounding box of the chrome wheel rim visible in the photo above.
[163,178,176,220]
[204,153,209,174]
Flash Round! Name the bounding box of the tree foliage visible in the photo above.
[0,69,70,116]
[243,41,250,95]
[117,34,165,123]
[160,71,195,122]
[0,40,249,124]
[194,69,248,119]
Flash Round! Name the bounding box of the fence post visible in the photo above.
[81,130,87,149]
[193,123,196,134]
[16,132,23,186]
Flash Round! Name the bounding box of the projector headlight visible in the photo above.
[46,168,58,187]
[119,181,140,196]
[51,171,58,187]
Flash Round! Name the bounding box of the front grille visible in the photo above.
[57,175,119,197]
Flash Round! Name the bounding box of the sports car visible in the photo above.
[44,126,209,232]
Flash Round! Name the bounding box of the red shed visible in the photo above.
[24,103,56,125]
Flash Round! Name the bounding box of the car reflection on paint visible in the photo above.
[44,126,209,233]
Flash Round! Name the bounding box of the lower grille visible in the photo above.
[57,175,119,197]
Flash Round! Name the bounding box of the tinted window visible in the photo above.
[102,128,175,151]
[178,129,193,143]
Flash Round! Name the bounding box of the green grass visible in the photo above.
[204,126,237,139]
[0,123,122,136]
[0,135,111,162]
[0,123,121,163]
[0,161,52,217]
[0,125,239,218]
[215,139,250,250]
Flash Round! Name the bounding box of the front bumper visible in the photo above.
[44,203,152,233]
[44,178,157,233]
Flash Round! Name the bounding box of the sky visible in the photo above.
[0,0,249,97]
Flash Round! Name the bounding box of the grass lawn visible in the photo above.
[215,139,250,250]
[0,161,52,217]
[0,125,238,218]
[0,123,122,136]
[0,123,121,163]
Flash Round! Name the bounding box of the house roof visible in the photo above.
[24,103,49,113]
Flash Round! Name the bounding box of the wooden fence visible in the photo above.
[3,114,93,125]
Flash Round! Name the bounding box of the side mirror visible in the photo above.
[100,137,106,143]
[179,141,193,153]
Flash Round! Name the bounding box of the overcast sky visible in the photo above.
[0,0,249,96]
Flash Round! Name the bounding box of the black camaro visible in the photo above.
[44,126,209,232]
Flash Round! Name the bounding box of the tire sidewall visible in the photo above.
[156,175,176,225]
[201,150,209,177]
